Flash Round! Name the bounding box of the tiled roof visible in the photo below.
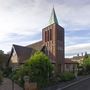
[50,58,78,64]
[13,44,34,63]
[8,41,44,65]
[72,56,84,60]
[65,58,78,64]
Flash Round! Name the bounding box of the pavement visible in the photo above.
[59,77,90,90]
[42,75,90,90]
[57,76,90,90]
[0,78,23,90]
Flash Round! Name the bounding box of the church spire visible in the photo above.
[49,7,58,25]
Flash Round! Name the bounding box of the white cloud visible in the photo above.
[0,0,90,56]
[65,43,90,57]
[56,4,90,30]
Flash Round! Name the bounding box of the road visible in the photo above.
[61,77,90,90]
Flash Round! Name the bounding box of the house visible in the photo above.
[8,45,33,69]
[64,58,78,72]
[72,55,84,66]
[7,7,78,73]
[71,53,89,65]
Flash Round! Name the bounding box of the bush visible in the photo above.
[81,55,90,75]
[59,72,75,81]
[25,51,53,87]
[10,67,25,87]
[78,66,85,75]
[10,51,53,87]
[3,67,12,77]
[0,71,3,84]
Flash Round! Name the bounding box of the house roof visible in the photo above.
[72,56,84,60]
[8,41,45,65]
[65,58,78,64]
[13,44,34,63]
[51,58,78,64]
[8,44,78,66]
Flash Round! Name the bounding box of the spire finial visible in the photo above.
[48,7,58,25]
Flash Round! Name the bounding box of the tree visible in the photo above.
[0,50,9,70]
[26,51,53,86]
[0,50,4,65]
[0,71,3,84]
[83,55,90,74]
[11,51,53,87]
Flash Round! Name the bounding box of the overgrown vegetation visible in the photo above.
[0,50,9,84]
[83,54,90,74]
[0,50,9,70]
[10,51,53,87]
[58,72,75,81]
[9,51,90,88]
[78,54,90,75]
[3,67,12,77]
[0,71,3,84]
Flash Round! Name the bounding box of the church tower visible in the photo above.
[42,8,64,73]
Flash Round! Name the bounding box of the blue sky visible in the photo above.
[0,0,90,57]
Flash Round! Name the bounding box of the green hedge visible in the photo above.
[59,72,75,81]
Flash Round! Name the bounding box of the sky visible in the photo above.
[0,0,90,57]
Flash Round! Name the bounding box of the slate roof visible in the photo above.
[65,58,78,64]
[49,58,78,64]
[8,41,44,65]
[13,44,34,63]
[8,43,78,66]
[72,56,84,60]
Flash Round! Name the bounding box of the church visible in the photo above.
[8,8,78,73]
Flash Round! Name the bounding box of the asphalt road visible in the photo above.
[62,78,90,90]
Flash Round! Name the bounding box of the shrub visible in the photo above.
[3,67,12,77]
[10,67,25,87]
[25,51,53,87]
[59,72,75,81]
[10,51,53,87]
[81,55,90,75]
[0,71,3,84]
